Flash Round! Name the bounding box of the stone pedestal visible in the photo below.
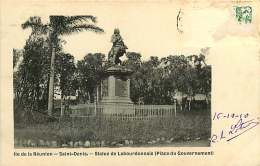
[100,65,134,114]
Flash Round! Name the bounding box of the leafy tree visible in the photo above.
[122,52,143,103]
[22,16,104,116]
[13,49,23,69]
[53,53,77,116]
[141,57,162,104]
[13,32,51,124]
[123,53,211,107]
[123,52,142,70]
[77,53,106,103]
[55,53,77,98]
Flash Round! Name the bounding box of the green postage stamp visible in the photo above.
[235,6,252,24]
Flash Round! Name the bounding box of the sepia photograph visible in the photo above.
[13,13,211,148]
[1,0,260,166]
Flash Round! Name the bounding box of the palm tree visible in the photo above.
[22,15,104,116]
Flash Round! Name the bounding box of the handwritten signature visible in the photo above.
[211,114,260,143]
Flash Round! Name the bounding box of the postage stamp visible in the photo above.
[234,6,252,24]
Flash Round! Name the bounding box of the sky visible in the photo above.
[3,1,236,63]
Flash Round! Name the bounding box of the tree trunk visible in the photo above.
[47,46,55,116]
[88,92,91,103]
[188,98,191,111]
[60,94,64,117]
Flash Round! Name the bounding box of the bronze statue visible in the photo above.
[108,28,128,65]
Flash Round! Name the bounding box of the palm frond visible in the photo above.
[66,15,97,24]
[22,16,48,34]
[49,16,67,32]
[61,24,104,35]
[49,15,97,30]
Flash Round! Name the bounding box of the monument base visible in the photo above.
[99,65,134,114]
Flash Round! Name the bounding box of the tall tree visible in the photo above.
[56,53,77,98]
[22,16,104,116]
[55,53,77,116]
[13,31,51,124]
[122,52,143,103]
[77,53,105,103]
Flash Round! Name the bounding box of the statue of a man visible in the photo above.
[108,28,128,65]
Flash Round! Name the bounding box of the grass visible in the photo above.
[14,108,211,147]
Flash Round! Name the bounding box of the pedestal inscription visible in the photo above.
[115,78,128,97]
[100,66,134,114]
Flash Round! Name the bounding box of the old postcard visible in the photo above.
[0,0,260,165]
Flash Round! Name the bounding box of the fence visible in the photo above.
[69,103,177,120]
[65,103,210,142]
